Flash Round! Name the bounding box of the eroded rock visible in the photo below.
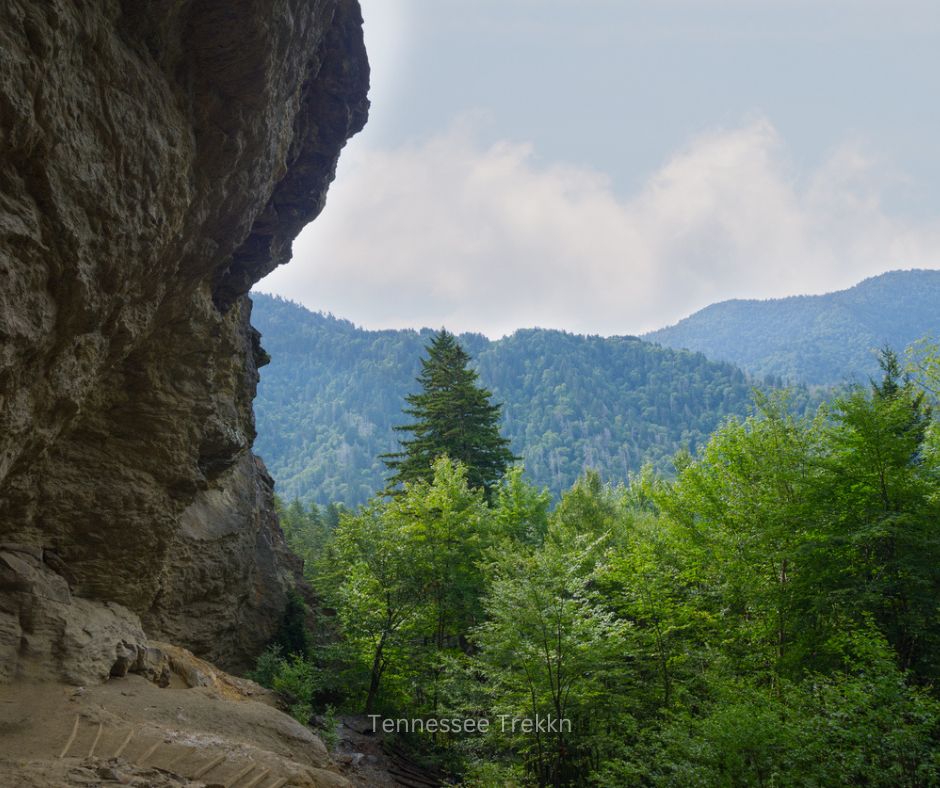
[0,545,149,685]
[0,0,369,674]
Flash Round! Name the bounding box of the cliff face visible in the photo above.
[0,0,368,676]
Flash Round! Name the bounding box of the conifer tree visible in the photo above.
[383,329,517,498]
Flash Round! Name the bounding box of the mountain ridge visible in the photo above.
[251,294,771,506]
[645,269,940,385]
[252,269,939,508]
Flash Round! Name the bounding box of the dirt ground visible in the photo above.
[0,673,447,787]
[0,674,346,787]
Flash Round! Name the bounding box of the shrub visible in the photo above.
[272,653,322,724]
[247,644,284,688]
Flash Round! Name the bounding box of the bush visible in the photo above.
[320,704,339,751]
[270,588,312,658]
[273,653,322,723]
[248,645,322,724]
[247,644,284,688]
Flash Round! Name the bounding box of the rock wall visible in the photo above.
[0,0,369,675]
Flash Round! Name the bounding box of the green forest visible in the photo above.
[647,269,940,386]
[252,293,820,507]
[254,336,940,787]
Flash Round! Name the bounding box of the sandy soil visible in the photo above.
[0,675,348,787]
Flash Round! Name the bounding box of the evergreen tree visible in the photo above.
[383,330,517,498]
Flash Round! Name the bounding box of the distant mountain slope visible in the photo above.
[251,294,767,507]
[645,270,940,386]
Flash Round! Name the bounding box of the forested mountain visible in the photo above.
[251,294,779,506]
[271,354,940,786]
[646,269,940,386]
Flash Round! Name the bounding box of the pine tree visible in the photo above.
[383,329,517,498]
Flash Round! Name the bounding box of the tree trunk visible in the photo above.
[364,633,387,714]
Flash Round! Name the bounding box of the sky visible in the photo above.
[257,0,940,338]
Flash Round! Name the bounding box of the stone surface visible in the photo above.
[148,639,280,702]
[0,544,150,685]
[0,0,369,672]
[0,674,351,787]
[143,437,310,672]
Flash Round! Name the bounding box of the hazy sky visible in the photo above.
[257,0,940,337]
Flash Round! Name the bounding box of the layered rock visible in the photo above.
[0,543,160,685]
[0,660,351,786]
[0,0,369,676]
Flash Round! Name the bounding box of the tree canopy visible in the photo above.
[647,269,940,386]
[265,346,940,786]
[252,294,790,507]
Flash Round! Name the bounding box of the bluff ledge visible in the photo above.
[0,0,368,680]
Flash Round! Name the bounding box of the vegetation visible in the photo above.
[257,345,940,786]
[252,294,820,507]
[383,329,516,498]
[646,269,940,386]
[248,644,322,724]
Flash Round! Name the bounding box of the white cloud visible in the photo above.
[257,117,940,337]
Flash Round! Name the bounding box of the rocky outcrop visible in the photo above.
[0,543,170,685]
[0,668,350,786]
[144,453,309,669]
[0,0,368,676]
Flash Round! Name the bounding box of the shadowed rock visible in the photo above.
[0,0,369,674]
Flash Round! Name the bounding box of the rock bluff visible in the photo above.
[0,0,369,678]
